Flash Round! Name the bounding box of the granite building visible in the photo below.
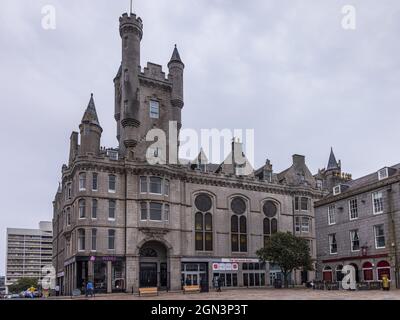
[6,221,53,289]
[52,9,325,295]
[315,151,400,288]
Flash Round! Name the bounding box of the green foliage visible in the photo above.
[8,278,39,294]
[257,232,313,288]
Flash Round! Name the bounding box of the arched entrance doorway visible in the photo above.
[139,241,169,290]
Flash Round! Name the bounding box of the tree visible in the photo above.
[256,232,313,288]
[8,278,39,294]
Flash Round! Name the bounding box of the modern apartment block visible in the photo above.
[315,157,400,288]
[5,221,53,287]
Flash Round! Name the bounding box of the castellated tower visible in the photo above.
[116,12,143,158]
[114,11,184,162]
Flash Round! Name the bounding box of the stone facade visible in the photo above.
[315,159,400,288]
[52,10,325,295]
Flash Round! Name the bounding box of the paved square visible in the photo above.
[60,288,400,300]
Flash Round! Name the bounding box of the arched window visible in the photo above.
[263,201,278,246]
[377,261,391,280]
[323,266,333,282]
[336,265,344,282]
[231,197,247,252]
[79,199,86,219]
[194,194,213,251]
[362,262,373,281]
[78,229,85,251]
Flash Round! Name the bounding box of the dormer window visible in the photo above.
[333,185,341,196]
[107,150,118,161]
[378,168,388,181]
[150,100,159,119]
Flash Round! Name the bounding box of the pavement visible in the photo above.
[50,288,400,300]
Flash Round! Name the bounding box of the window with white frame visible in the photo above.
[294,197,309,211]
[329,234,337,254]
[109,200,116,220]
[140,176,170,196]
[78,229,85,251]
[350,230,360,252]
[333,185,341,196]
[79,199,86,219]
[349,198,358,220]
[300,197,309,211]
[374,225,386,249]
[149,100,160,119]
[140,176,147,193]
[378,168,388,181]
[328,205,336,225]
[108,229,115,250]
[372,191,384,214]
[149,202,162,220]
[149,177,162,194]
[301,217,311,233]
[140,202,169,221]
[295,217,301,233]
[108,175,116,193]
[79,173,86,191]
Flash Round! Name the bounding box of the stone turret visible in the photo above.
[168,45,184,129]
[118,12,143,158]
[79,94,102,156]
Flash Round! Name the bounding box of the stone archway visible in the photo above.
[139,240,169,289]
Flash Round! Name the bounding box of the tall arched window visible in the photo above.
[263,201,278,246]
[231,197,247,252]
[194,194,213,251]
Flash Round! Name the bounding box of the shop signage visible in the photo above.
[212,262,239,271]
[90,256,96,262]
[102,256,117,262]
[221,258,259,263]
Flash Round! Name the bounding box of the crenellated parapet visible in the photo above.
[119,13,143,39]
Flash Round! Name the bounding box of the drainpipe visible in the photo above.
[387,186,399,288]
[124,167,128,292]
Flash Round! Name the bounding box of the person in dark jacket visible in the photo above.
[217,276,222,292]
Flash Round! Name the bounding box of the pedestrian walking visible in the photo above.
[86,281,95,298]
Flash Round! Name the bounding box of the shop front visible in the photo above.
[74,256,125,294]
[181,262,209,292]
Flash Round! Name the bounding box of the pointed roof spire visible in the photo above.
[169,44,184,66]
[327,147,339,170]
[81,93,100,126]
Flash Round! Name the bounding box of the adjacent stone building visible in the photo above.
[315,151,400,288]
[6,222,53,289]
[52,9,325,295]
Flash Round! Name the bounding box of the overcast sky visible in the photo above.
[1,0,400,275]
